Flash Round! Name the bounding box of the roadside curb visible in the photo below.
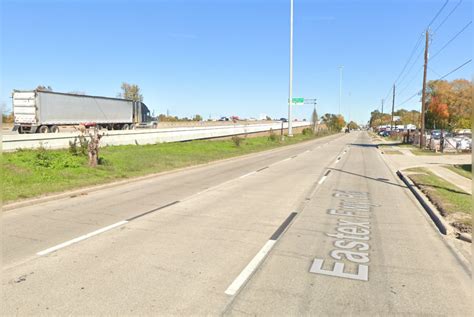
[456,232,472,243]
[396,170,451,235]
[2,133,343,212]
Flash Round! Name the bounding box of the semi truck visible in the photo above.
[12,90,156,133]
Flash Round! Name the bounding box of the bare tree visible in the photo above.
[87,129,102,167]
[118,82,143,102]
[36,85,53,91]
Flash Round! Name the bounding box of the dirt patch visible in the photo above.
[451,221,471,233]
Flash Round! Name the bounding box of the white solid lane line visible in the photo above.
[239,171,257,179]
[36,143,327,257]
[225,240,276,296]
[318,175,327,185]
[37,220,129,256]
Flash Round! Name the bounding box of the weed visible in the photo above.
[231,136,243,147]
[35,146,53,168]
[302,127,314,135]
[68,135,89,156]
[268,129,278,142]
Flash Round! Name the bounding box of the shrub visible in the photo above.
[231,136,243,147]
[35,146,53,168]
[69,138,78,156]
[302,127,314,135]
[52,156,82,169]
[268,129,278,142]
[69,135,89,156]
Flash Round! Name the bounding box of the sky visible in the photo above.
[1,0,472,124]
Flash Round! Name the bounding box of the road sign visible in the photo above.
[290,97,304,104]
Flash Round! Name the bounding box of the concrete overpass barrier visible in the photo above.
[2,122,311,151]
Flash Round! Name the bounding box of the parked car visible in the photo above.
[280,118,288,122]
[430,130,441,139]
[218,117,230,121]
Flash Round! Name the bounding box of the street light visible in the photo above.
[288,0,294,136]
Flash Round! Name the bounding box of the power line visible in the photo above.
[381,0,449,102]
[397,65,423,98]
[433,0,463,33]
[396,46,424,88]
[428,66,442,77]
[427,0,450,28]
[395,58,472,108]
[397,90,421,108]
[393,34,424,85]
[438,58,472,79]
[430,21,472,60]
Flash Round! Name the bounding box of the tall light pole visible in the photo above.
[288,0,294,136]
[338,66,344,116]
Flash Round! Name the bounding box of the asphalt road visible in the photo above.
[2,132,471,315]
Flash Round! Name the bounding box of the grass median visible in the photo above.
[445,164,472,180]
[407,167,472,233]
[2,131,334,203]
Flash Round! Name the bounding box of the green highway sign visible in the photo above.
[290,97,304,104]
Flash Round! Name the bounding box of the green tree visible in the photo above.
[321,113,346,131]
[347,121,359,130]
[369,109,392,128]
[193,114,203,121]
[119,82,143,102]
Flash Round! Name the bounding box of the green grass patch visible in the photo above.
[407,167,472,232]
[397,144,458,156]
[2,132,332,203]
[445,164,472,180]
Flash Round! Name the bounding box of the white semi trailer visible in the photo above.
[12,90,156,133]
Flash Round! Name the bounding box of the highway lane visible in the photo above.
[225,132,471,315]
[2,132,470,315]
[2,132,352,315]
[3,133,343,268]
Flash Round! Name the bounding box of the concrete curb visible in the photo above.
[396,170,451,235]
[456,232,472,243]
[2,132,343,212]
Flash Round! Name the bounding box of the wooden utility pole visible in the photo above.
[390,85,395,131]
[420,29,429,148]
[381,99,384,114]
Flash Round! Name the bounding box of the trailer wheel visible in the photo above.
[38,125,49,133]
[130,124,136,130]
[50,125,60,133]
[152,122,158,129]
[122,124,129,130]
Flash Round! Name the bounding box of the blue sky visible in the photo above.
[1,0,472,124]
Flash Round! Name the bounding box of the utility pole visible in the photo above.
[338,66,344,115]
[288,0,294,136]
[420,29,429,149]
[381,99,384,114]
[390,84,395,131]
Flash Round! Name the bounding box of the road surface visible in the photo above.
[2,132,471,315]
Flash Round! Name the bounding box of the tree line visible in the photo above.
[369,78,471,131]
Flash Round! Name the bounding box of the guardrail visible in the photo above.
[2,122,311,151]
